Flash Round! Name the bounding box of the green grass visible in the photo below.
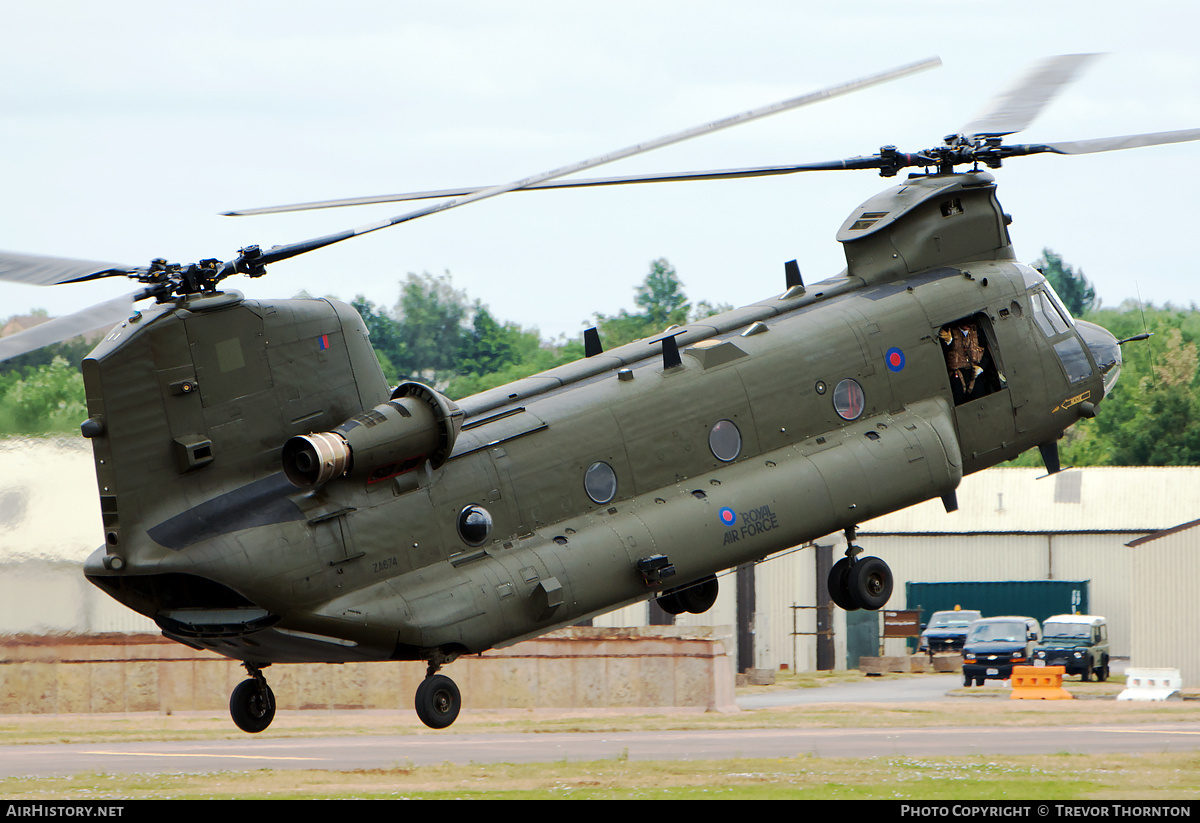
[2,753,1196,800]
[0,670,1196,798]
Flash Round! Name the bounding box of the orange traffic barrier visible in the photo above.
[1010,665,1073,700]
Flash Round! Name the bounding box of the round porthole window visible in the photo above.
[584,461,617,504]
[833,379,865,420]
[457,505,493,546]
[708,419,742,462]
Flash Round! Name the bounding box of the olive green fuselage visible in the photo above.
[82,173,1115,668]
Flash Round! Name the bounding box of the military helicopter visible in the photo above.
[0,54,1194,734]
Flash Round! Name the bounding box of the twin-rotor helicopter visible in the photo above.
[0,54,1193,732]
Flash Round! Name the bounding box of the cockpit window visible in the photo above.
[1054,337,1093,383]
[1044,286,1076,324]
[1031,290,1071,337]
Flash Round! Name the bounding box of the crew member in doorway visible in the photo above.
[940,321,985,404]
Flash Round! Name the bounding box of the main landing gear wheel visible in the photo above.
[656,575,720,616]
[656,590,687,615]
[230,673,276,734]
[827,531,893,612]
[827,557,860,611]
[847,556,893,610]
[679,575,719,614]
[415,674,461,729]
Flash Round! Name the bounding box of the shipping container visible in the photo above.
[906,580,1090,630]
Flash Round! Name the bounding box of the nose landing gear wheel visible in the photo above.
[230,678,276,734]
[415,674,461,729]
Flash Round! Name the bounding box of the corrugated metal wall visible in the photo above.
[0,561,157,634]
[2,441,1189,675]
[1130,526,1200,687]
[597,529,1144,670]
[593,545,822,674]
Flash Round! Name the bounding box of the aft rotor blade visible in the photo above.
[250,57,941,266]
[960,53,1102,138]
[0,292,136,362]
[1035,127,1200,155]
[0,250,141,286]
[226,159,888,216]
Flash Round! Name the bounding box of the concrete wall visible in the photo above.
[0,627,737,715]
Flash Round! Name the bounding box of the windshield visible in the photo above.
[930,616,973,629]
[967,621,1025,643]
[1043,622,1091,640]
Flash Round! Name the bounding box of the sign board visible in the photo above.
[883,609,921,638]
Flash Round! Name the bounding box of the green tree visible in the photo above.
[392,272,471,380]
[1097,327,1200,464]
[445,338,585,400]
[350,295,403,382]
[1006,299,1200,467]
[1035,249,1096,316]
[0,356,87,434]
[594,258,694,348]
[457,306,525,377]
[635,258,690,326]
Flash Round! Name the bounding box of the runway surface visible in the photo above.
[3,721,1199,778]
[2,670,1195,779]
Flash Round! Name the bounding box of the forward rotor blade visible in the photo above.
[1036,127,1200,155]
[0,250,141,286]
[960,53,1102,138]
[226,159,887,216]
[249,57,941,265]
[0,292,135,362]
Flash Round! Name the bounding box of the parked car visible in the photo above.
[1033,614,1110,681]
[918,609,982,654]
[961,616,1041,687]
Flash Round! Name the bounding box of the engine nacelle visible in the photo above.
[282,381,463,488]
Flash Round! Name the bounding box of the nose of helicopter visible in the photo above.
[1075,320,1122,397]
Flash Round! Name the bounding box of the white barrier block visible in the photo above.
[1117,667,1183,701]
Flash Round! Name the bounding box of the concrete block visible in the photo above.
[1119,667,1183,701]
[0,629,737,714]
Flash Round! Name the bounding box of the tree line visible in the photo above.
[1,252,1198,468]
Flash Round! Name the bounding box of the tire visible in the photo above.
[828,558,859,611]
[230,678,275,734]
[846,556,893,610]
[679,576,719,614]
[415,674,461,730]
[1097,659,1109,682]
[976,677,985,687]
[1082,660,1092,682]
[963,674,972,687]
[656,591,687,615]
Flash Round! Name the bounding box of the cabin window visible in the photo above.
[457,505,493,546]
[708,419,742,462]
[584,462,617,504]
[833,379,865,420]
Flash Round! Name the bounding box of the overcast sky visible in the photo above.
[2,1,1198,341]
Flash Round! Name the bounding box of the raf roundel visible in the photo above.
[885,346,905,372]
[719,507,737,527]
